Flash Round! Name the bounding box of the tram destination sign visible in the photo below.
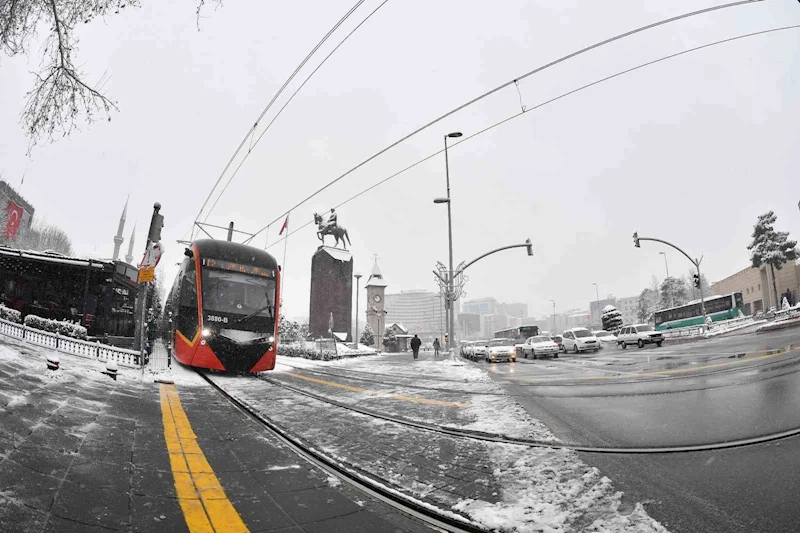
[202,258,275,278]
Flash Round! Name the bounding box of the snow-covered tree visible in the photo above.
[748,211,798,310]
[359,323,375,346]
[383,326,397,351]
[2,218,74,255]
[659,276,690,309]
[278,315,299,343]
[637,288,659,323]
[298,322,309,340]
[601,305,623,331]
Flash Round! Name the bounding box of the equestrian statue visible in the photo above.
[314,208,351,249]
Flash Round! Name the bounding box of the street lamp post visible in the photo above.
[593,283,600,329]
[634,232,706,323]
[438,131,462,355]
[550,299,556,333]
[659,251,669,278]
[353,274,362,347]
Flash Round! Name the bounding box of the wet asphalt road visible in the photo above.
[481,327,800,533]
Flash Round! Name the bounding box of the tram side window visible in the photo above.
[177,260,199,339]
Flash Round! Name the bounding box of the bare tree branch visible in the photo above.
[1,0,140,150]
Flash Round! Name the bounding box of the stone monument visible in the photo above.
[309,210,353,341]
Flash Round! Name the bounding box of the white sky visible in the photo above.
[1,0,799,321]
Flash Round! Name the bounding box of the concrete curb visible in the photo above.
[756,318,800,333]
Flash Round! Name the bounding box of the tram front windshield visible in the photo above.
[201,268,276,329]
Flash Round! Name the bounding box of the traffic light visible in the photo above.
[693,273,701,288]
[633,232,640,248]
[525,238,533,256]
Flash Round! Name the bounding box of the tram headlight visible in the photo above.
[268,336,274,343]
[202,328,211,337]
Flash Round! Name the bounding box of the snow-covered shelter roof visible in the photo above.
[388,323,408,333]
[0,247,112,269]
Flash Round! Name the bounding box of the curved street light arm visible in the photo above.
[638,236,699,267]
[455,241,533,278]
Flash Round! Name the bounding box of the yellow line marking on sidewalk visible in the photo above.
[284,373,468,408]
[160,384,249,533]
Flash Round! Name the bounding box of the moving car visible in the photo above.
[521,335,560,359]
[592,330,617,349]
[561,328,600,354]
[486,338,516,363]
[617,324,664,349]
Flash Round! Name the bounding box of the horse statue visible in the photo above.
[314,212,351,249]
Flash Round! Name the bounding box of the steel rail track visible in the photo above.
[259,373,800,454]
[197,370,487,533]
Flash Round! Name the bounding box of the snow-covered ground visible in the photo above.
[256,355,672,532]
[273,354,556,440]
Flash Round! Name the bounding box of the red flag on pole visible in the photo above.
[279,214,289,235]
[4,201,24,240]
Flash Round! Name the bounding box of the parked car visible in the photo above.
[592,330,617,349]
[486,338,516,363]
[549,335,564,352]
[460,341,472,358]
[617,324,664,349]
[561,328,600,353]
[522,335,560,359]
[472,340,489,361]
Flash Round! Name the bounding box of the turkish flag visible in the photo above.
[4,201,23,240]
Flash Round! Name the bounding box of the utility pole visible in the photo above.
[134,203,164,357]
[550,299,556,333]
[353,274,362,347]
[593,283,600,329]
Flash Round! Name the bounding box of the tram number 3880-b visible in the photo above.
[166,239,281,373]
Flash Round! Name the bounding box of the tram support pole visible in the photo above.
[134,203,163,355]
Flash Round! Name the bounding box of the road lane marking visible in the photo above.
[160,384,249,533]
[523,347,800,384]
[284,372,468,408]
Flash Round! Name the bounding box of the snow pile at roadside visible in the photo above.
[453,444,669,533]
[706,319,765,337]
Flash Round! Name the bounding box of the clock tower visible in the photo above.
[364,258,388,350]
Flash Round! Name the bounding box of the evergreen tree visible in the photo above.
[359,323,375,346]
[601,305,623,331]
[298,322,309,340]
[383,326,397,351]
[637,288,659,323]
[278,315,299,343]
[660,276,690,309]
[748,211,798,310]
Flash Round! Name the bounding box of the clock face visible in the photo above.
[373,294,382,303]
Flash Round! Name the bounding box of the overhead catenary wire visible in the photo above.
[190,0,368,240]
[260,21,800,252]
[243,0,765,245]
[203,0,393,223]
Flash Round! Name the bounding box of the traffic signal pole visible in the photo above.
[134,203,164,356]
[633,232,705,322]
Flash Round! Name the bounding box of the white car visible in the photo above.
[592,330,618,349]
[486,338,516,363]
[561,328,600,353]
[521,335,560,359]
[617,324,664,349]
[472,340,489,361]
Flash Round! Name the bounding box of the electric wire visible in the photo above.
[242,0,764,244]
[203,0,393,224]
[261,21,800,251]
[190,0,367,240]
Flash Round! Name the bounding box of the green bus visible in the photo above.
[654,292,744,331]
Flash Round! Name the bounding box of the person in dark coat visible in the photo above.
[433,338,440,357]
[410,334,422,360]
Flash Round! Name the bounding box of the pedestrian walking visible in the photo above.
[410,334,421,360]
[433,338,440,358]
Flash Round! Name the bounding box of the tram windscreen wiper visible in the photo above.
[230,291,274,327]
